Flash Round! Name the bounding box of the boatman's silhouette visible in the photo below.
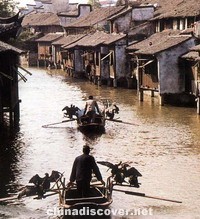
[68,145,105,197]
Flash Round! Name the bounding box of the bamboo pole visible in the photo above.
[42,119,76,128]
[17,65,33,75]
[106,118,139,126]
[113,188,182,203]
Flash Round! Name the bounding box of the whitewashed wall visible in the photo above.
[132,6,154,21]
[115,39,127,79]
[74,49,84,75]
[112,11,132,33]
[157,38,196,94]
[51,0,69,13]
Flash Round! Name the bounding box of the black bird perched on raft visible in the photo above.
[121,163,142,187]
[18,171,62,199]
[104,104,119,120]
[97,161,142,187]
[29,170,61,186]
[62,104,80,119]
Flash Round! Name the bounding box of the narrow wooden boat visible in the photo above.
[77,114,105,133]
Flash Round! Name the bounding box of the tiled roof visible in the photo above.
[22,12,60,26]
[0,12,20,24]
[65,31,126,49]
[35,33,64,42]
[128,21,153,36]
[139,0,200,19]
[0,40,23,54]
[190,44,200,51]
[103,33,126,45]
[0,15,23,41]
[181,51,199,60]
[0,22,18,34]
[64,6,125,28]
[52,34,86,46]
[107,7,132,21]
[127,30,192,55]
[60,9,78,16]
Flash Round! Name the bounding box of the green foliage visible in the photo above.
[8,29,35,49]
[18,29,35,41]
[87,0,101,8]
[0,0,17,17]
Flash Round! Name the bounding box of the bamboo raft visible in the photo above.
[57,177,113,210]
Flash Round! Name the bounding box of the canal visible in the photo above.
[0,67,200,219]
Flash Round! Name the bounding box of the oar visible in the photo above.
[42,119,76,128]
[113,189,182,203]
[0,195,18,202]
[106,118,139,126]
[33,190,60,199]
[43,191,59,198]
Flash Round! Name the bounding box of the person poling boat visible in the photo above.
[83,95,102,123]
[44,97,137,130]
[75,96,106,133]
[58,176,113,210]
[67,145,105,197]
[56,145,113,210]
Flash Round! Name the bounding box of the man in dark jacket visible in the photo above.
[68,145,104,197]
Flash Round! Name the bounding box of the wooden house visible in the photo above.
[21,4,92,67]
[58,4,92,27]
[0,14,24,127]
[149,0,200,33]
[0,42,23,127]
[181,45,200,113]
[101,33,127,87]
[63,31,127,87]
[35,33,64,67]
[108,4,154,34]
[127,30,198,105]
[121,0,200,41]
[51,34,86,71]
[22,12,63,35]
[21,3,92,31]
[63,6,126,35]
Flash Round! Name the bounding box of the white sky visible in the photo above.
[16,0,88,7]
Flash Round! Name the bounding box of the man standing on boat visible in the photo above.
[68,145,105,197]
[84,95,101,122]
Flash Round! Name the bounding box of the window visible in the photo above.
[95,52,99,67]
[164,19,173,29]
[110,52,114,66]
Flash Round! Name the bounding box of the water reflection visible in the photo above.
[0,127,23,198]
[81,129,104,142]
